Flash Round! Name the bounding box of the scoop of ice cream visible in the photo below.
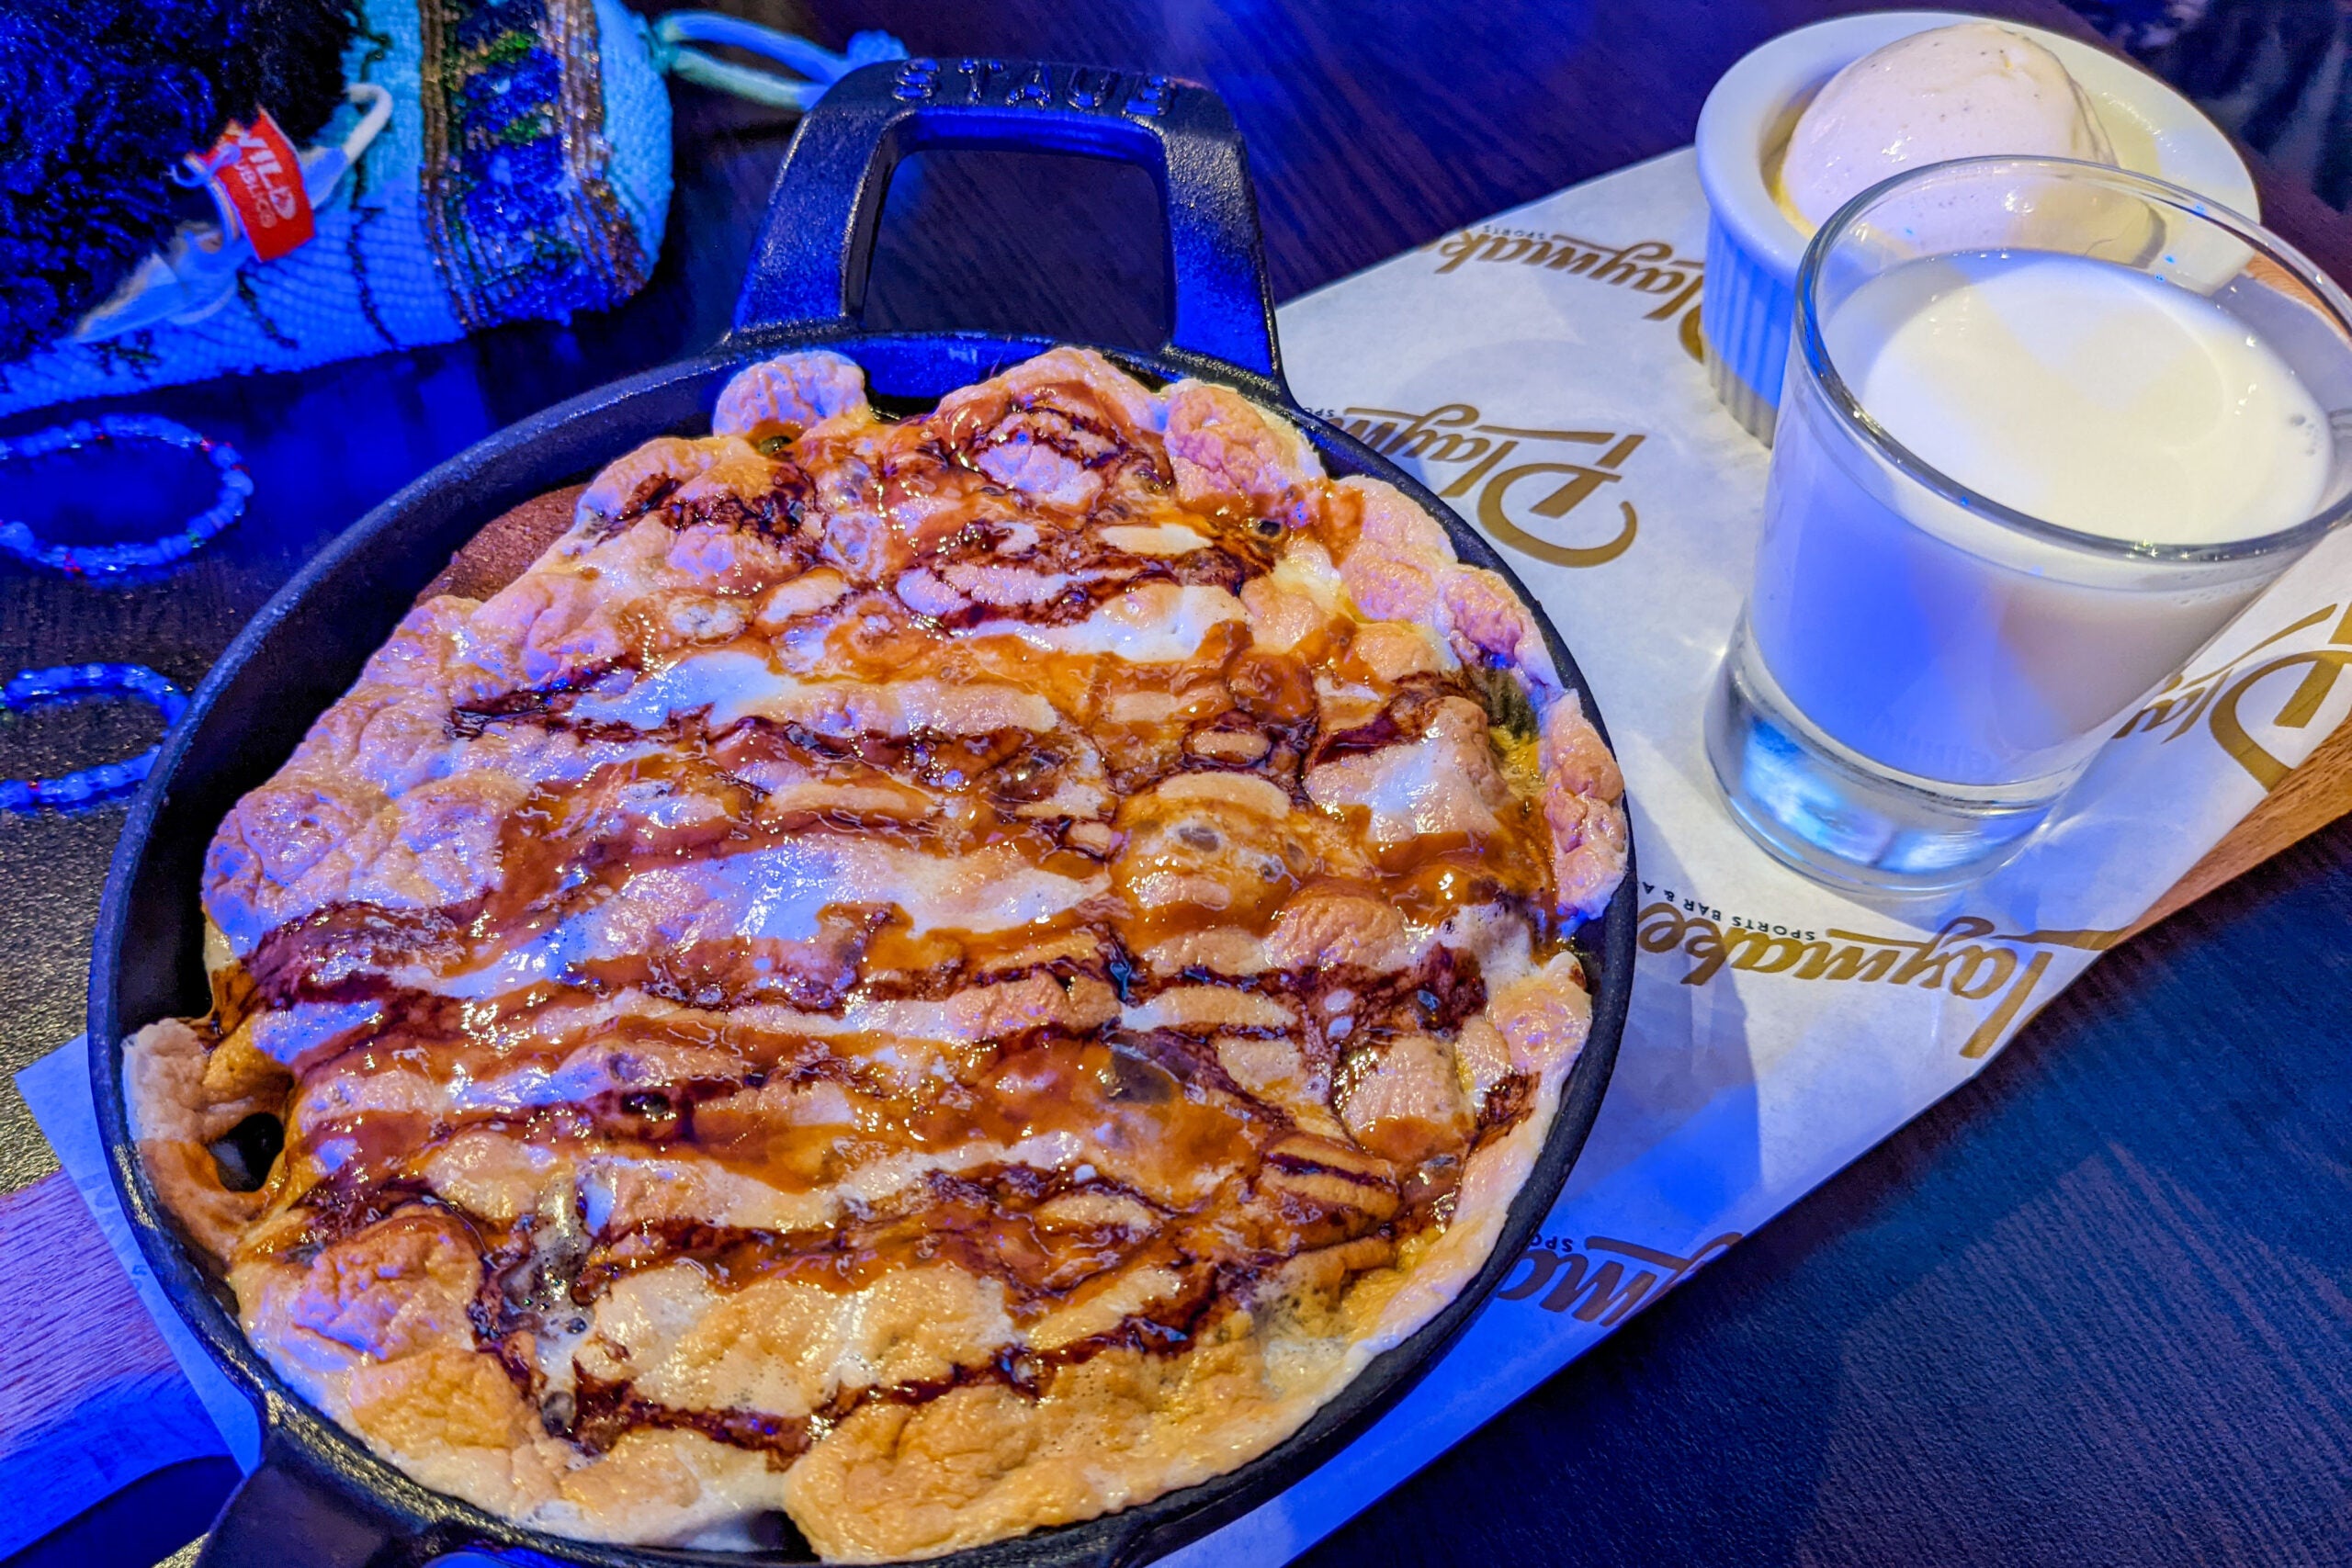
[1773,22,2116,231]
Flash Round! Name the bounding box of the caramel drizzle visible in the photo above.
[555,1263,1241,1467]
[220,370,1573,1461]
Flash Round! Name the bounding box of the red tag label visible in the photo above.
[206,109,314,262]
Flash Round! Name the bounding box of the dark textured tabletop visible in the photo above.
[3,2,2349,1563]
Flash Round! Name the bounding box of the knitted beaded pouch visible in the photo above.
[0,3,901,416]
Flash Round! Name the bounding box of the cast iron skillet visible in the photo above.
[89,58,1638,1568]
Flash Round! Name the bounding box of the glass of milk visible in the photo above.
[1707,156,2352,891]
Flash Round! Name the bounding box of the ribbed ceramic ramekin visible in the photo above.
[1694,10,2257,444]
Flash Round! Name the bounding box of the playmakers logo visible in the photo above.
[1423,224,1705,360]
[1323,401,1646,569]
[1634,891,2120,1060]
[1498,1230,1744,1327]
[2115,598,2352,790]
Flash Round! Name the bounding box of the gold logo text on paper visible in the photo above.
[1498,1231,1744,1327]
[1329,402,1646,569]
[1634,893,2121,1060]
[2114,600,2352,789]
[1423,226,1706,360]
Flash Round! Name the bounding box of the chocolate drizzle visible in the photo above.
[192,362,1585,1474]
[583,459,816,552]
[1311,678,1453,765]
[568,1371,815,1462]
[554,1262,1241,1467]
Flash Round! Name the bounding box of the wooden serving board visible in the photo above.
[2132,720,2352,933]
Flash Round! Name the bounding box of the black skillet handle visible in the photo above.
[730,57,1286,395]
[193,1420,445,1568]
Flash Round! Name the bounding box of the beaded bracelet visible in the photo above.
[0,663,188,813]
[0,415,251,581]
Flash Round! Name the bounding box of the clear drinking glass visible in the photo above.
[1708,156,2352,892]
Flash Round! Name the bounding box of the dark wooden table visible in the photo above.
[5,2,2350,1563]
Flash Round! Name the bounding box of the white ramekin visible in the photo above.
[1694,10,2260,443]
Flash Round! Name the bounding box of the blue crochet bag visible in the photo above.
[0,4,901,417]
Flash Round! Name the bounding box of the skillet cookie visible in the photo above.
[128,348,1628,1561]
